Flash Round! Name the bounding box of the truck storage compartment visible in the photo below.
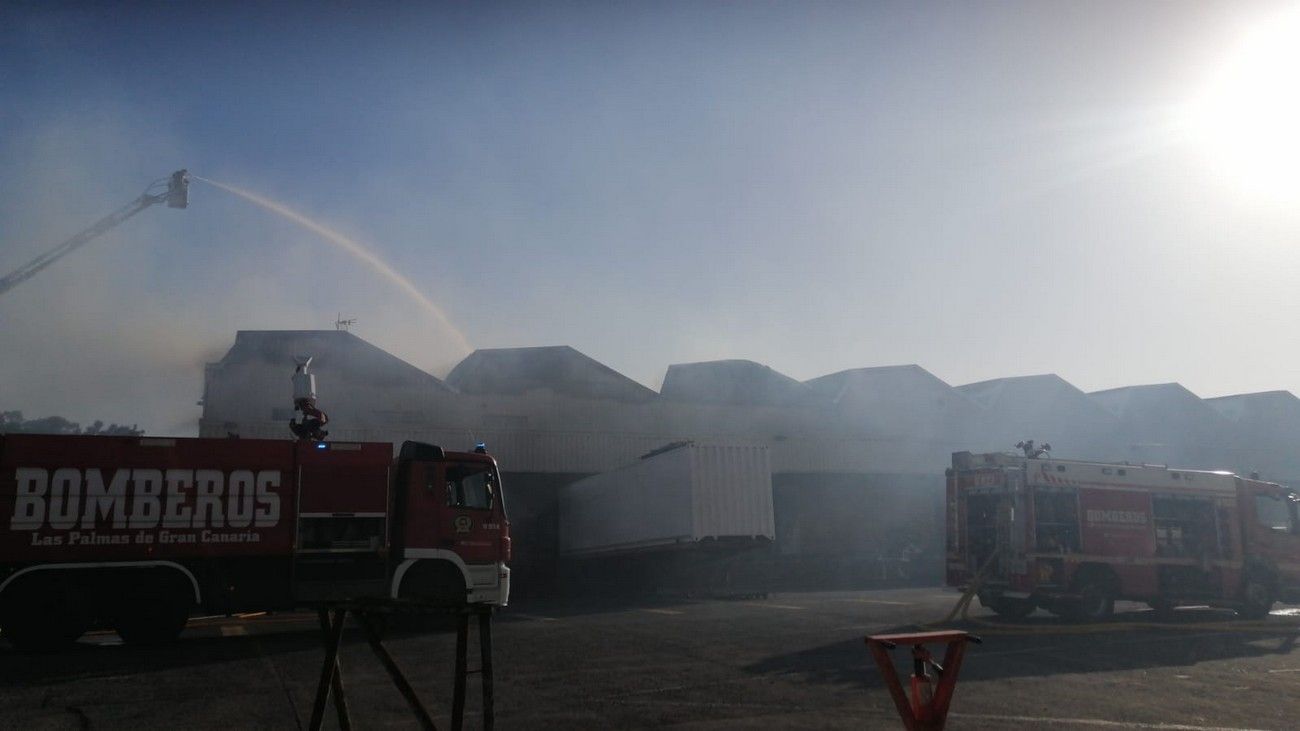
[964,492,1008,577]
[291,442,392,601]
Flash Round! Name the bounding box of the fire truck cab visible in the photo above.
[946,451,1300,620]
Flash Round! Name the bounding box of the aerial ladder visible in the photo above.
[0,169,190,298]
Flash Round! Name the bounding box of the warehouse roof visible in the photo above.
[957,374,1122,458]
[660,360,812,406]
[1205,391,1300,481]
[807,364,963,407]
[1205,390,1300,425]
[958,374,1117,428]
[806,364,983,437]
[446,346,657,402]
[1089,383,1232,467]
[216,330,451,391]
[1089,382,1221,424]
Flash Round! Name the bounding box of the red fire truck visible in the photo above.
[0,434,511,649]
[946,451,1300,620]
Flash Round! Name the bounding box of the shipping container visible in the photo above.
[559,442,774,557]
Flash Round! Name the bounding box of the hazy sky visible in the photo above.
[4,1,1300,433]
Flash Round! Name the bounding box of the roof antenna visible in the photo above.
[335,313,356,332]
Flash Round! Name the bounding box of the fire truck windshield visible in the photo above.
[1256,492,1294,533]
[444,463,496,510]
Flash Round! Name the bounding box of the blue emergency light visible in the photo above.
[315,442,328,450]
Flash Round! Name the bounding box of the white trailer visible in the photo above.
[559,441,775,557]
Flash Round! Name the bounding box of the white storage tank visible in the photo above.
[559,441,775,557]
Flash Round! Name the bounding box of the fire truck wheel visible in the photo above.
[0,575,90,652]
[114,575,192,646]
[399,561,467,607]
[1240,576,1275,620]
[989,598,1035,619]
[385,562,467,635]
[1065,572,1116,621]
[1148,598,1177,619]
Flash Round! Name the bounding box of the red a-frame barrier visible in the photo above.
[865,630,981,731]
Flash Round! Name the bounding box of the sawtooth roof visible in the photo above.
[218,330,450,391]
[806,364,964,407]
[1205,390,1300,427]
[957,374,1121,456]
[446,346,657,402]
[806,365,983,438]
[660,360,812,406]
[1205,391,1300,481]
[1089,383,1221,424]
[1088,383,1232,468]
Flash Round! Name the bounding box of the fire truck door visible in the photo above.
[437,462,502,564]
[403,462,502,565]
[1248,487,1300,594]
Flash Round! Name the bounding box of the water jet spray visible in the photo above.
[192,175,473,355]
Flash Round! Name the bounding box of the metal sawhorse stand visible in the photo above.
[307,602,494,731]
[865,630,980,731]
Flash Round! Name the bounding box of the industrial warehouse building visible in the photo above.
[199,330,1300,597]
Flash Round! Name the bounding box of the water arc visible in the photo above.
[194,176,472,355]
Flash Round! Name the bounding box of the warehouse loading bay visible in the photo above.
[3,589,1299,730]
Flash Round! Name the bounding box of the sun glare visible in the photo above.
[1188,7,1300,200]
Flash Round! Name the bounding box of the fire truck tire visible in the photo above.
[989,598,1035,619]
[1063,570,1116,621]
[1240,575,1275,620]
[1148,598,1177,618]
[0,575,91,652]
[114,571,193,645]
[384,561,466,635]
[399,560,467,607]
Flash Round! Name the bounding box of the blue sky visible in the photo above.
[3,1,1300,432]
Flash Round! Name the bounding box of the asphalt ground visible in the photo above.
[2,588,1299,729]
